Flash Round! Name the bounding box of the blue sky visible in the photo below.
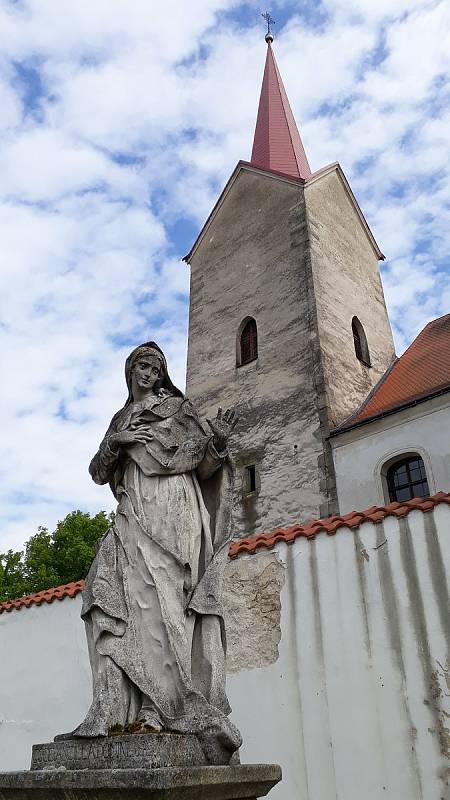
[0,0,449,550]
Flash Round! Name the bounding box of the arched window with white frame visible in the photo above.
[383,454,430,503]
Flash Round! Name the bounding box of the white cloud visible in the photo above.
[0,0,449,551]
[0,75,22,131]
[0,128,139,202]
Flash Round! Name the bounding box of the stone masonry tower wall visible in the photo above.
[185,42,397,537]
[305,167,396,429]
[186,166,330,537]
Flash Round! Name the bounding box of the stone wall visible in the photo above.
[224,550,285,673]
[185,164,397,532]
[186,166,329,535]
[305,166,396,429]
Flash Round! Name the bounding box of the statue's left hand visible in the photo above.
[206,407,237,452]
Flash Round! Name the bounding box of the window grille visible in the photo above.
[386,456,430,502]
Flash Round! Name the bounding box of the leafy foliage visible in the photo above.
[0,550,28,602]
[0,510,112,603]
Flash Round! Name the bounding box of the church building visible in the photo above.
[184,30,450,539]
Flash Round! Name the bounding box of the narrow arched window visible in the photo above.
[386,455,430,502]
[352,317,371,366]
[238,318,258,366]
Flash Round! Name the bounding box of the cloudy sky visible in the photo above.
[1,0,449,551]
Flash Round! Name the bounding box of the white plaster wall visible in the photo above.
[1,505,448,800]
[332,396,450,514]
[0,595,90,771]
[229,504,450,800]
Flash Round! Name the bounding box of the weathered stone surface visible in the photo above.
[186,168,330,535]
[185,163,396,533]
[31,734,208,772]
[305,167,396,428]
[63,342,241,762]
[225,551,285,672]
[0,764,281,800]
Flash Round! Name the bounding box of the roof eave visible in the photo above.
[330,383,450,438]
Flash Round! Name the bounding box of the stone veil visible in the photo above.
[56,342,242,765]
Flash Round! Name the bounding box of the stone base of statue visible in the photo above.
[0,735,281,799]
[31,733,213,771]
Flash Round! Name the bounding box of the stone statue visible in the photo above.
[57,342,242,765]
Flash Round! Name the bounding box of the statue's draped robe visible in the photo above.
[75,393,241,762]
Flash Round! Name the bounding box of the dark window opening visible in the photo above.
[240,318,258,365]
[246,464,257,494]
[352,316,371,367]
[386,456,430,502]
[353,324,363,361]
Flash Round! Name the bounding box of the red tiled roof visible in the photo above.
[337,313,450,431]
[228,491,450,559]
[251,43,312,181]
[0,581,84,614]
[2,493,449,612]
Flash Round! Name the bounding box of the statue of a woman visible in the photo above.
[59,342,241,764]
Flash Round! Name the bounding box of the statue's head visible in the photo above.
[124,342,183,401]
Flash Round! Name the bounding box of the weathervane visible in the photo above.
[261,11,275,43]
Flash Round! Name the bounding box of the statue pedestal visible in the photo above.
[0,735,281,799]
[0,764,281,800]
[31,734,211,771]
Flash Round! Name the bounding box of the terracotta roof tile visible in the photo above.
[228,491,450,559]
[2,492,449,611]
[0,580,84,615]
[338,313,450,430]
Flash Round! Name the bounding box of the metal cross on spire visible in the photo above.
[261,11,275,43]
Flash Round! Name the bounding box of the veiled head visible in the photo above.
[124,342,183,400]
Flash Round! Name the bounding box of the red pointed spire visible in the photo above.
[251,43,312,181]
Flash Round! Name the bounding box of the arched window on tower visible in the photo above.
[352,317,371,366]
[237,317,258,366]
[385,455,430,503]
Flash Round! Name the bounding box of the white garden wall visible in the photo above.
[1,500,449,800]
[0,594,90,771]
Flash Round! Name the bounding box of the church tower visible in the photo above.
[184,32,396,537]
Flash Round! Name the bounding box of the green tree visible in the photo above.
[23,527,59,595]
[0,510,112,603]
[0,550,28,602]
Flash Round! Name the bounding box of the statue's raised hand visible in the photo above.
[206,407,237,452]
